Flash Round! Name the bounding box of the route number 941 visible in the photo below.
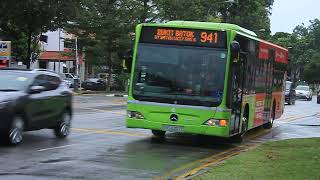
[200,32,218,44]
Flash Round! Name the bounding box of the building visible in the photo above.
[32,29,85,81]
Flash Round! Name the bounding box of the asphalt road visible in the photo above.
[0,95,319,180]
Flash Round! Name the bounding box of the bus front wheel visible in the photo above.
[232,116,248,143]
[151,130,166,138]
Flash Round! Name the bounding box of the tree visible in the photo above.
[154,0,210,21]
[153,0,274,38]
[68,0,138,91]
[220,0,274,39]
[0,0,80,68]
[271,19,320,85]
[308,19,320,50]
[304,53,320,83]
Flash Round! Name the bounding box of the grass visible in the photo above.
[195,138,320,180]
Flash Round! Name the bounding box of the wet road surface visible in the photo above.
[0,95,319,179]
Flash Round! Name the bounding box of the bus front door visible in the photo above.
[230,54,246,135]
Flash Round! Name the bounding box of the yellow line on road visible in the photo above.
[72,128,150,137]
[174,144,259,179]
[176,151,242,179]
[285,115,312,122]
[153,146,242,180]
[246,114,312,140]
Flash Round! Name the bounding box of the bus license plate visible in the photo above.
[163,125,183,133]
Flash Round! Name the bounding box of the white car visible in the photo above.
[63,73,80,88]
[295,85,313,101]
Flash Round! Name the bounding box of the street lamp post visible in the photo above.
[75,36,79,78]
[287,46,298,86]
[73,36,80,92]
[58,28,61,73]
[66,21,81,92]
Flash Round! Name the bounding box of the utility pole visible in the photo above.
[73,36,80,92]
[75,36,79,77]
[58,28,61,73]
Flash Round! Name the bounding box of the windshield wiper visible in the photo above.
[0,89,19,92]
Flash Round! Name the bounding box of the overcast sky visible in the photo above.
[270,0,320,34]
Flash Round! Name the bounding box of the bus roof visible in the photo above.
[165,21,258,37]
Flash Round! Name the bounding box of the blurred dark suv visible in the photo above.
[285,81,296,105]
[0,68,73,145]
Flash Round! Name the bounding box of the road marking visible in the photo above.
[72,128,150,137]
[174,144,259,179]
[246,114,315,141]
[176,151,241,179]
[277,114,317,125]
[153,146,242,180]
[37,144,78,152]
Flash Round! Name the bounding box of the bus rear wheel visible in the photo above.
[264,102,276,129]
[151,130,166,138]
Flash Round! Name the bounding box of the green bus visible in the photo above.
[125,21,288,141]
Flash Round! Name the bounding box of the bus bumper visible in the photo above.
[126,118,230,137]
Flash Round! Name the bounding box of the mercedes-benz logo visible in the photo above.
[170,114,178,121]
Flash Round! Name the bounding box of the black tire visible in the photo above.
[263,103,276,129]
[241,116,248,134]
[232,114,248,143]
[54,112,72,138]
[7,117,24,145]
[317,97,320,104]
[151,130,166,138]
[231,133,244,143]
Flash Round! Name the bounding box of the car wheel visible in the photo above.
[54,112,72,138]
[287,99,291,105]
[8,117,24,145]
[151,130,166,138]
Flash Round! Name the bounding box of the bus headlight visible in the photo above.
[204,119,227,127]
[127,110,145,119]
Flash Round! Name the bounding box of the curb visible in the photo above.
[73,92,128,97]
[106,94,128,97]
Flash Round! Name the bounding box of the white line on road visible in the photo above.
[37,144,78,152]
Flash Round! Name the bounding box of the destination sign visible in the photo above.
[140,27,227,48]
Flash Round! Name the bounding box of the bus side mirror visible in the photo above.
[122,49,133,73]
[230,41,240,63]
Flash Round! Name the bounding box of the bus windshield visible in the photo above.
[133,43,227,107]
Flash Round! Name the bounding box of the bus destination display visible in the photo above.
[140,27,227,48]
